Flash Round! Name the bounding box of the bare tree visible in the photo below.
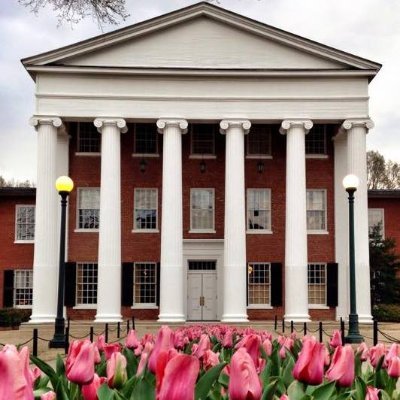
[367,150,400,189]
[0,176,35,188]
[19,0,129,26]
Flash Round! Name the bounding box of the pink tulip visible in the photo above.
[385,343,400,365]
[280,396,289,400]
[229,348,262,400]
[330,330,342,348]
[203,349,220,370]
[0,345,33,400]
[126,330,141,350]
[222,329,233,348]
[137,342,154,376]
[82,373,107,400]
[158,353,200,400]
[326,345,355,387]
[107,352,127,389]
[192,334,211,359]
[357,342,369,361]
[148,326,175,373]
[370,343,386,368]
[41,392,56,400]
[365,386,380,400]
[293,336,325,385]
[262,339,272,356]
[388,356,400,378]
[30,366,42,383]
[66,340,98,385]
[96,335,106,351]
[103,343,121,360]
[238,334,262,372]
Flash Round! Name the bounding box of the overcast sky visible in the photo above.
[0,0,399,182]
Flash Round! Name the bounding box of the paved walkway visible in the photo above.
[1,320,399,362]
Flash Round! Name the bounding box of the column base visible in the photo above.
[158,313,186,323]
[29,314,56,324]
[221,314,249,323]
[357,314,374,324]
[95,314,123,323]
[284,313,311,323]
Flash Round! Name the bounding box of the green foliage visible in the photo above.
[372,304,400,322]
[0,308,31,327]
[367,150,400,189]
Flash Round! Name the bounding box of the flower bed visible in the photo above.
[0,325,399,399]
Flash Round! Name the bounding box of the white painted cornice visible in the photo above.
[279,119,313,135]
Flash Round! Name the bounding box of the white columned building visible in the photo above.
[280,120,313,323]
[29,117,63,323]
[157,119,188,323]
[94,118,127,323]
[342,119,374,324]
[220,120,250,323]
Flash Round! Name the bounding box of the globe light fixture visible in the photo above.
[342,174,359,191]
[55,176,74,194]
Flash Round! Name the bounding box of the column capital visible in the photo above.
[30,116,63,129]
[156,118,188,134]
[279,119,313,135]
[94,118,127,134]
[341,119,374,132]
[219,119,251,135]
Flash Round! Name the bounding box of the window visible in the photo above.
[77,122,101,153]
[308,263,326,306]
[306,125,327,155]
[191,124,216,156]
[134,124,158,155]
[247,189,271,231]
[16,205,35,241]
[76,263,98,305]
[134,189,158,230]
[77,188,100,230]
[248,263,270,306]
[306,190,327,231]
[14,270,33,307]
[247,125,272,157]
[368,208,385,238]
[134,263,157,306]
[190,189,215,231]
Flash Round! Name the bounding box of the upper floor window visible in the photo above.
[133,263,157,306]
[368,208,385,238]
[247,263,271,306]
[14,270,33,307]
[77,188,100,230]
[190,188,215,231]
[306,125,327,155]
[247,125,272,157]
[191,124,216,156]
[77,122,101,153]
[15,205,35,241]
[306,189,327,232]
[134,124,158,155]
[76,263,98,305]
[247,189,271,231]
[308,263,326,306]
[134,189,158,231]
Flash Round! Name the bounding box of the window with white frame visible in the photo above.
[134,189,158,230]
[76,263,98,305]
[247,263,270,306]
[191,124,216,155]
[77,188,100,229]
[306,190,327,231]
[190,189,215,231]
[308,263,327,306]
[14,270,33,307]
[247,125,272,157]
[306,125,327,155]
[77,122,101,153]
[247,189,271,231]
[368,208,385,238]
[133,263,157,305]
[15,205,35,241]
[134,124,158,155]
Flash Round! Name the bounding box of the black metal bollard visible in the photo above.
[127,319,130,333]
[303,322,307,336]
[373,319,378,346]
[64,326,70,354]
[340,318,345,344]
[132,316,135,330]
[282,318,285,333]
[105,323,109,343]
[90,326,94,342]
[33,329,38,357]
[117,322,121,339]
[290,320,294,333]
[319,322,323,343]
[67,317,71,329]
[274,315,278,331]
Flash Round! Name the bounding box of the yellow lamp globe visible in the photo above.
[55,176,74,193]
[342,174,359,191]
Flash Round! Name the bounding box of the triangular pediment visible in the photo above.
[22,2,381,74]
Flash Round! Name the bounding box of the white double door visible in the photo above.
[187,266,217,321]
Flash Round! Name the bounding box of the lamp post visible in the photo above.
[342,174,363,343]
[49,176,74,348]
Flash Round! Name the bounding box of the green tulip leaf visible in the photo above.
[55,354,65,376]
[98,384,116,400]
[354,376,367,400]
[311,381,336,400]
[123,348,138,378]
[195,362,227,400]
[380,389,391,400]
[261,379,278,400]
[121,376,139,398]
[30,355,59,392]
[269,348,281,377]
[218,372,229,388]
[131,377,155,400]
[282,355,295,388]
[287,380,306,400]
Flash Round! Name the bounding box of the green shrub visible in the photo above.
[0,308,31,327]
[372,303,400,322]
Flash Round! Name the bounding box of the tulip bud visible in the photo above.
[326,345,355,387]
[66,340,97,385]
[107,352,127,389]
[41,392,56,400]
[365,386,380,400]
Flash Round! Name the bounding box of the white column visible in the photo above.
[333,132,349,320]
[280,120,312,323]
[157,118,187,323]
[94,118,127,323]
[29,116,62,323]
[220,119,250,323]
[342,119,374,324]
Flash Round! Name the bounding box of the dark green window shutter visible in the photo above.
[156,262,161,307]
[270,263,283,307]
[327,263,338,307]
[64,262,76,307]
[121,263,134,306]
[3,270,14,307]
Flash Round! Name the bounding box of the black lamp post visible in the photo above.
[343,174,364,343]
[49,176,74,348]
